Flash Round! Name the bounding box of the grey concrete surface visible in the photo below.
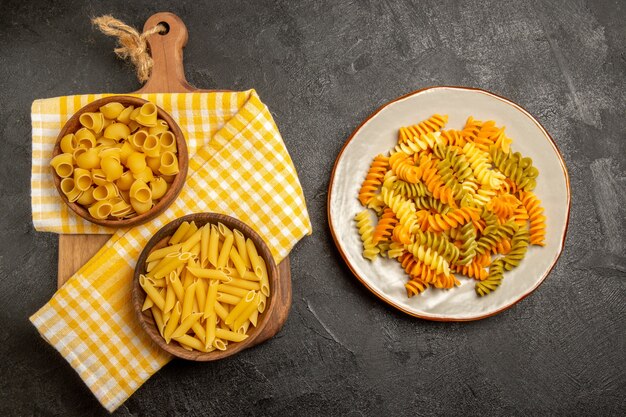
[1,0,624,415]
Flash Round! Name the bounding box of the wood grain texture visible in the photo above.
[57,234,110,287]
[51,95,189,228]
[57,13,292,352]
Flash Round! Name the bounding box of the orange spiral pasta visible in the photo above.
[405,278,430,297]
[399,253,442,285]
[389,152,420,183]
[355,113,545,298]
[358,155,389,205]
[392,224,412,244]
[439,129,467,148]
[398,114,448,144]
[451,252,490,280]
[519,191,546,246]
[424,207,480,233]
[372,208,397,245]
[417,154,456,207]
[486,194,519,222]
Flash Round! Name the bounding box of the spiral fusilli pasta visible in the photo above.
[354,114,546,298]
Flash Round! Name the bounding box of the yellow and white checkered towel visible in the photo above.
[29,90,311,412]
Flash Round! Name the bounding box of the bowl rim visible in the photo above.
[327,85,571,322]
[50,95,189,228]
[131,212,279,361]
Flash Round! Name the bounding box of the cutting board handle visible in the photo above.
[135,12,195,94]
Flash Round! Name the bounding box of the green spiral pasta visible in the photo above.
[503,226,530,270]
[433,144,473,182]
[475,219,518,256]
[489,146,538,191]
[455,222,477,266]
[414,196,451,214]
[393,179,429,199]
[354,114,546,299]
[476,258,505,296]
[414,230,460,264]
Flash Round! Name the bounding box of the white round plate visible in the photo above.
[328,86,570,321]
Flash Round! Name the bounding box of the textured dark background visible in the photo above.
[1,0,624,415]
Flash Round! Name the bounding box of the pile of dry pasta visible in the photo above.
[50,100,179,220]
[355,114,546,297]
[140,220,270,352]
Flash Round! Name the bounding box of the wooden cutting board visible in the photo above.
[57,12,292,343]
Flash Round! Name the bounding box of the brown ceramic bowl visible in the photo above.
[131,213,279,361]
[51,95,188,228]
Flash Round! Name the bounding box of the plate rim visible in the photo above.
[327,85,571,321]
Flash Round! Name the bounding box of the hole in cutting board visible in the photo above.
[158,22,170,35]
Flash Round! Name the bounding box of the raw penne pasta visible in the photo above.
[216,292,242,305]
[214,301,230,322]
[258,294,267,313]
[215,328,249,343]
[151,305,165,337]
[181,282,198,320]
[222,267,262,281]
[217,225,234,269]
[213,339,227,351]
[232,293,260,332]
[171,312,203,339]
[237,321,251,335]
[205,313,216,350]
[224,290,256,326]
[182,221,199,242]
[249,310,259,327]
[259,257,270,297]
[146,243,183,263]
[167,272,185,303]
[169,221,190,245]
[203,280,219,319]
[186,267,231,281]
[139,219,271,353]
[191,321,206,344]
[180,230,203,252]
[163,302,181,343]
[229,247,247,278]
[200,224,210,265]
[190,242,201,258]
[246,238,263,278]
[174,334,210,352]
[217,284,249,298]
[164,284,176,314]
[233,229,251,268]
[208,224,219,267]
[140,275,165,311]
[195,279,207,313]
[225,277,261,291]
[142,294,154,311]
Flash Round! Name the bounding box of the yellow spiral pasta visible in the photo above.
[355,113,546,298]
[355,210,379,261]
